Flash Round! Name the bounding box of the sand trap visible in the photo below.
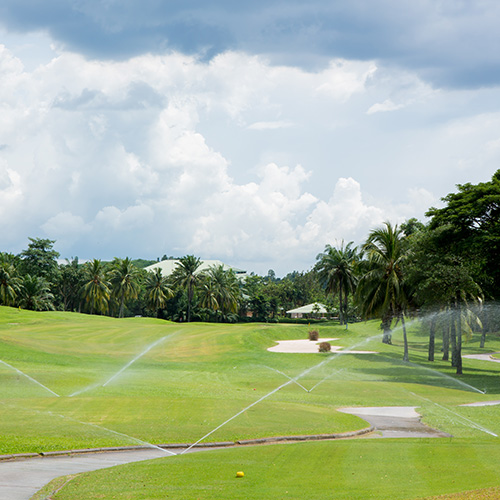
[267,338,378,354]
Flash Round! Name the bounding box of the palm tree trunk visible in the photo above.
[401,313,409,362]
[119,295,125,318]
[344,291,349,330]
[339,281,343,325]
[381,312,392,344]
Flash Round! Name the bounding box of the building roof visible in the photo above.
[286,302,328,314]
[145,259,247,277]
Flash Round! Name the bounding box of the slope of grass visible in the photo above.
[1,306,499,457]
[37,439,500,500]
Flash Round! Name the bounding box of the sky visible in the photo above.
[1,1,500,276]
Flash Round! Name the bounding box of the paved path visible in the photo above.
[339,406,452,438]
[0,448,175,500]
[0,406,450,500]
[463,353,500,363]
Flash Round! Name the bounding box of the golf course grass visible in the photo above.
[1,306,500,499]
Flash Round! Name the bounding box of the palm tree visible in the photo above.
[357,222,410,359]
[171,255,202,322]
[144,268,173,318]
[316,241,359,327]
[82,259,111,315]
[108,257,141,318]
[0,259,22,306]
[18,275,55,311]
[199,265,240,321]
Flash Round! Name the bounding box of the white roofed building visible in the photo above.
[145,259,247,279]
[286,302,328,319]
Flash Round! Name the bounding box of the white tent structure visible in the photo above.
[286,302,328,319]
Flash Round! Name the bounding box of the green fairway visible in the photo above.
[1,306,500,499]
[35,440,500,500]
[1,306,499,455]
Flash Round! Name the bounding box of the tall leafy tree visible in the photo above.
[426,170,500,300]
[108,257,142,318]
[316,241,359,327]
[171,255,202,322]
[144,268,173,318]
[357,222,410,358]
[20,238,60,282]
[82,259,111,315]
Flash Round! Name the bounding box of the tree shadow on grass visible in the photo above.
[347,352,500,396]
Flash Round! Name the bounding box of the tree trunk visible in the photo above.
[381,312,392,344]
[442,321,449,361]
[119,295,125,318]
[344,292,349,330]
[401,313,409,362]
[339,282,344,326]
[428,314,436,362]
[456,299,463,375]
[480,305,487,348]
[450,305,458,367]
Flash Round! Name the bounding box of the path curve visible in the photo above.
[0,406,450,500]
[463,353,500,363]
[338,406,452,438]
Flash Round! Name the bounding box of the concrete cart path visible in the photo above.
[463,353,500,363]
[0,406,450,500]
[0,448,174,500]
[338,406,452,438]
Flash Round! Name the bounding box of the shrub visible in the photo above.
[318,341,331,353]
[308,330,319,341]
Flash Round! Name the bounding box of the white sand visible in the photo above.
[267,338,378,354]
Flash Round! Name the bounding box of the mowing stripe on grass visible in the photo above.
[182,335,382,454]
[0,359,60,397]
[70,333,176,397]
[409,391,498,438]
[102,334,173,387]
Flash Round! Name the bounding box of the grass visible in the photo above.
[1,306,500,499]
[36,440,500,500]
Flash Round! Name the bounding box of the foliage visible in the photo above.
[316,241,360,326]
[308,329,319,341]
[19,237,59,282]
[108,257,142,318]
[357,222,410,358]
[81,259,111,315]
[171,255,202,322]
[144,267,173,318]
[17,274,55,311]
[426,169,500,300]
[318,341,331,352]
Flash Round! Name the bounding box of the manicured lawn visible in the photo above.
[36,439,500,500]
[1,306,500,499]
[1,307,499,455]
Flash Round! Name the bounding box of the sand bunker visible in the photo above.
[268,338,377,354]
